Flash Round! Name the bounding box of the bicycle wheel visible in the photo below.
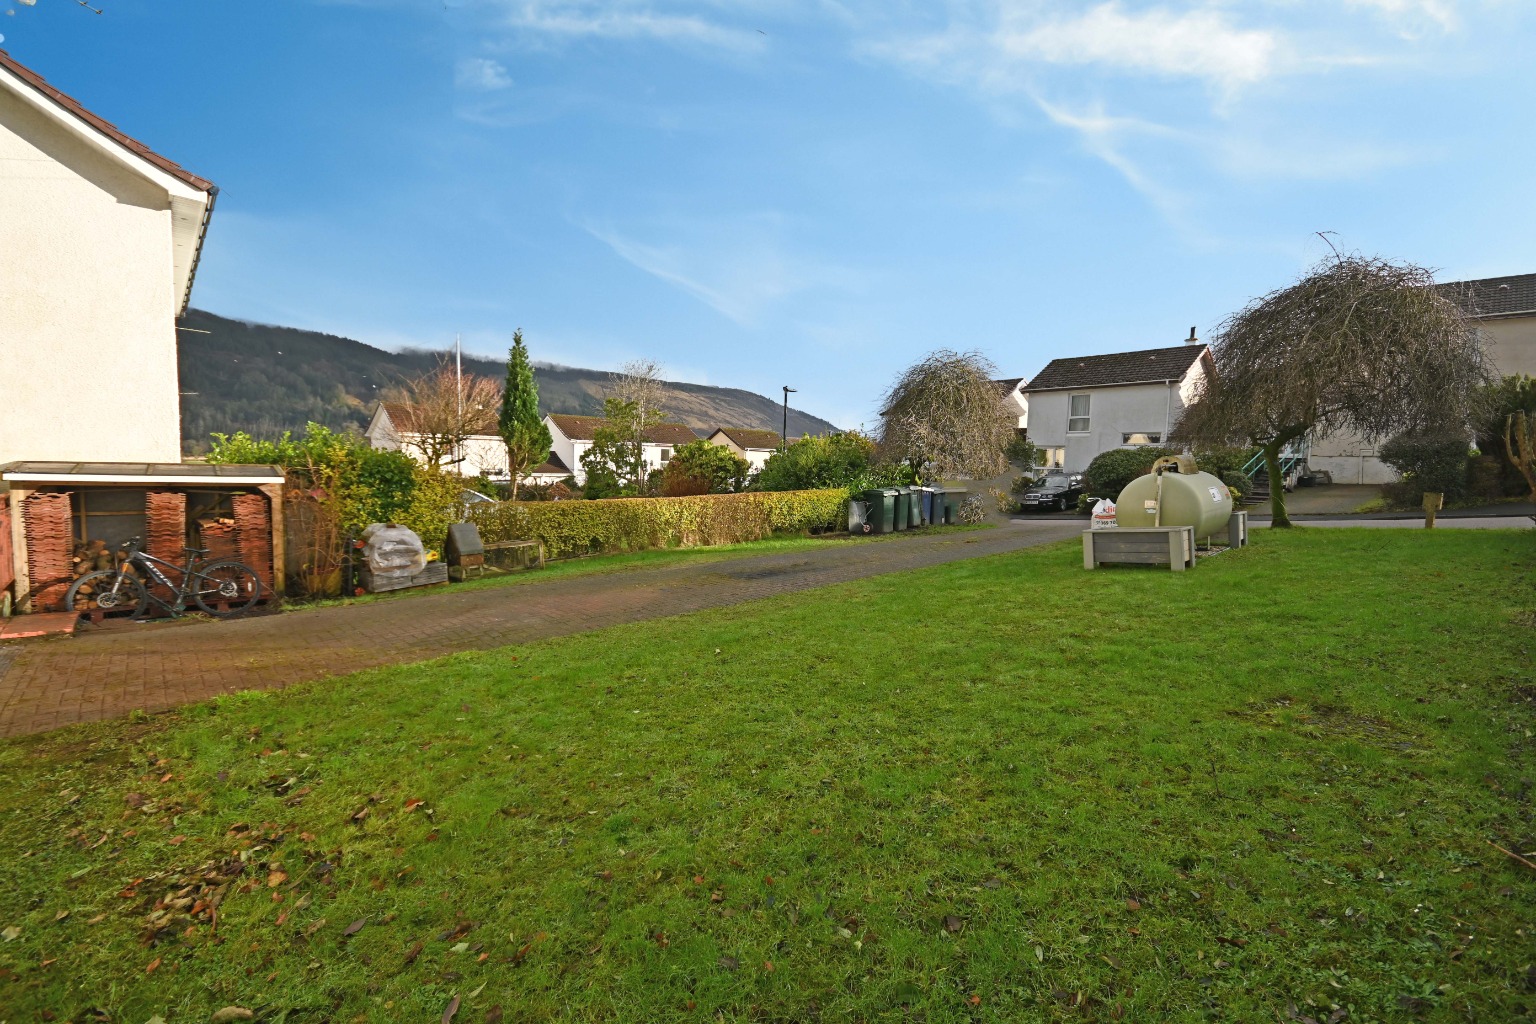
[189,560,263,616]
[66,570,148,620]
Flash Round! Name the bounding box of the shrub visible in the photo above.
[1191,445,1258,481]
[1083,447,1176,498]
[1380,429,1471,504]
[1219,469,1253,500]
[467,489,848,559]
[756,432,880,492]
[660,440,750,495]
[956,495,986,525]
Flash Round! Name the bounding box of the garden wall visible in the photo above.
[467,489,848,559]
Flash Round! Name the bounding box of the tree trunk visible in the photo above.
[1263,425,1308,529]
[509,474,519,503]
[1263,441,1290,528]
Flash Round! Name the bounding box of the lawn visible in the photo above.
[2,529,1533,1022]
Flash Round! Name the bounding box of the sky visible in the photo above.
[3,0,1534,428]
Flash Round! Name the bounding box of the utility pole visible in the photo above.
[781,386,796,451]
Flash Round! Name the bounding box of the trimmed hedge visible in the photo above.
[467,489,848,559]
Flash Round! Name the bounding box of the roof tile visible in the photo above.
[1025,344,1207,393]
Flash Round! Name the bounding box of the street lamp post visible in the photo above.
[781,386,796,451]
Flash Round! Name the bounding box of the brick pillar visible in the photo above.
[231,492,275,594]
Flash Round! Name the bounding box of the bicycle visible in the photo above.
[65,536,263,621]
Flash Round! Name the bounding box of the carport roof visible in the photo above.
[1,462,284,485]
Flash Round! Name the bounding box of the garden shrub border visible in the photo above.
[467,489,848,559]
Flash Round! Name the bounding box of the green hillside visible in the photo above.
[176,309,840,453]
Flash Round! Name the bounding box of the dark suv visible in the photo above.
[1019,472,1084,512]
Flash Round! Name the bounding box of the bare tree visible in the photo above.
[1507,411,1536,502]
[385,356,501,471]
[604,359,672,487]
[1174,250,1492,526]
[880,350,1015,480]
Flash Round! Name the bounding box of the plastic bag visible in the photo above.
[1090,498,1118,530]
[361,523,427,577]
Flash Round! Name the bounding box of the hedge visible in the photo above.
[467,489,849,559]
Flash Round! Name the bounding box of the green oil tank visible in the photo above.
[1115,455,1234,541]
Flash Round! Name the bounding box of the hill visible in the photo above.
[176,309,840,452]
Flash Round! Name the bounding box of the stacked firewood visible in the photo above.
[68,539,133,611]
[195,517,241,563]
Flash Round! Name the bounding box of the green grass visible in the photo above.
[2,529,1534,1022]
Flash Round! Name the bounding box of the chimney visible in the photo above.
[1185,326,1199,345]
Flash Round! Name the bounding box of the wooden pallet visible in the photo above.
[359,561,449,594]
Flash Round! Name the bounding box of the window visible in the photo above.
[1067,394,1090,433]
[658,448,671,463]
[1122,432,1162,446]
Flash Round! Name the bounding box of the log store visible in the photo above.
[0,462,285,615]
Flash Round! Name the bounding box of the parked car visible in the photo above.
[1019,472,1084,512]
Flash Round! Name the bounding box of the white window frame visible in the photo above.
[658,448,672,464]
[1067,394,1091,434]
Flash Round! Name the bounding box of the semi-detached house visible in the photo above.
[545,414,699,486]
[1022,338,1213,474]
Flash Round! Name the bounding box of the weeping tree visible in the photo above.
[1174,251,1492,526]
[880,350,1016,481]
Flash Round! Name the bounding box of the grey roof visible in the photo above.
[1438,273,1536,319]
[993,377,1025,395]
[1024,345,1207,393]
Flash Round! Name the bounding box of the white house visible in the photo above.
[545,414,700,485]
[365,403,513,480]
[1021,337,1213,473]
[0,47,217,465]
[1309,273,1536,485]
[994,378,1028,429]
[706,427,792,474]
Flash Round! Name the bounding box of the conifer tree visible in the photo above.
[498,329,552,501]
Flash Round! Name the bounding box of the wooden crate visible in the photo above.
[359,561,449,593]
[1083,526,1196,571]
[1226,510,1248,548]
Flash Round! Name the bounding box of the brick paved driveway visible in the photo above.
[0,522,1079,738]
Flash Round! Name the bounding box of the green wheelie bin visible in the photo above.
[862,488,899,534]
[893,488,911,531]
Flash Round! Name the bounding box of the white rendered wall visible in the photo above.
[0,87,184,465]
[1024,382,1183,472]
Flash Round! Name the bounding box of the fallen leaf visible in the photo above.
[1126,899,1141,912]
[442,995,461,1024]
[169,835,187,846]
[344,918,367,937]
[303,918,327,937]
[159,772,174,784]
[982,877,1003,890]
[1034,945,1044,962]
[693,875,705,885]
[1,926,20,942]
[351,807,370,823]
[145,957,162,974]
[403,940,424,965]
[763,875,775,886]
[467,982,486,999]
[944,915,965,934]
[1216,936,1248,948]
[451,941,470,953]
[968,994,982,1006]
[53,910,69,922]
[209,1010,254,1024]
[124,793,146,808]
[763,960,775,972]
[718,955,740,971]
[405,799,425,812]
[267,871,287,888]
[485,1008,503,1024]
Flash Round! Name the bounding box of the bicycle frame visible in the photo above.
[127,547,202,614]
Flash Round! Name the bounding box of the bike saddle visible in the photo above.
[183,546,211,556]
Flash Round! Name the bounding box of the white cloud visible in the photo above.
[582,214,852,325]
[491,1,767,51]
[1000,3,1280,93]
[1346,0,1459,35]
[455,56,514,90]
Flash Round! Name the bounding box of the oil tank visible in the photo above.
[1115,455,1234,540]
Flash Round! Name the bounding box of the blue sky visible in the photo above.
[4,0,1533,428]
